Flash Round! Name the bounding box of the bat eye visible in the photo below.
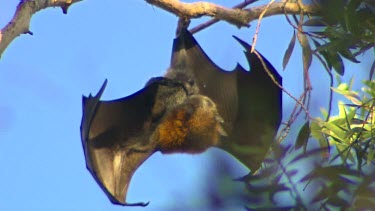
[188,79,195,86]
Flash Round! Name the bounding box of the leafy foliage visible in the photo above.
[310,80,375,169]
[282,0,375,76]
[235,144,375,209]
[308,0,375,75]
[230,80,375,209]
[237,1,375,209]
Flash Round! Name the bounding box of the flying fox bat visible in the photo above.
[80,29,282,206]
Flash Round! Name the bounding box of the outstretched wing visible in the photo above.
[226,37,282,172]
[81,80,160,206]
[169,29,282,172]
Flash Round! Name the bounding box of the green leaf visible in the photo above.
[367,145,374,164]
[369,59,375,79]
[338,102,348,119]
[295,121,310,151]
[286,169,298,177]
[344,108,356,129]
[311,121,330,157]
[354,146,364,170]
[336,143,354,162]
[310,121,322,140]
[297,31,312,73]
[327,196,350,207]
[282,31,296,70]
[337,83,349,90]
[323,122,347,142]
[330,52,345,75]
[333,85,362,105]
[338,48,360,63]
[331,87,357,98]
[289,148,328,164]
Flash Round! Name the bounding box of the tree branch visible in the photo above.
[0,0,320,59]
[190,0,257,34]
[146,0,319,28]
[0,0,82,58]
[146,0,252,27]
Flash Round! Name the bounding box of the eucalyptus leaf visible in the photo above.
[282,31,296,70]
[295,121,310,152]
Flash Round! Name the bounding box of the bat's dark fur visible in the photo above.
[80,29,282,206]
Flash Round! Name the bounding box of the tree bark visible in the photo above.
[0,0,319,58]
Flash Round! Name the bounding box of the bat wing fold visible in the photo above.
[81,80,161,206]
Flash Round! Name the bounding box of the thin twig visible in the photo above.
[254,50,311,118]
[251,0,275,53]
[282,1,324,39]
[253,48,311,144]
[277,92,308,143]
[277,158,307,208]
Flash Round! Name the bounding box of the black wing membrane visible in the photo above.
[170,30,282,172]
[81,80,159,206]
[227,37,282,172]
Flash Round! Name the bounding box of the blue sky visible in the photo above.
[0,0,370,210]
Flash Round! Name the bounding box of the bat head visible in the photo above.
[155,94,227,154]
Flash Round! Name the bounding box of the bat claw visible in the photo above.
[115,201,150,207]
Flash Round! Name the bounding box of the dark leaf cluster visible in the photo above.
[282,0,375,76]
[237,142,375,210]
[308,0,375,75]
